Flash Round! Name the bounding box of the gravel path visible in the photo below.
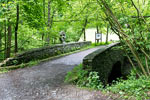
[0,46,112,100]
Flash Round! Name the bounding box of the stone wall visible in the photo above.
[83,43,132,85]
[1,41,91,66]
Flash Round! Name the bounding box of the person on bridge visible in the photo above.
[59,31,66,44]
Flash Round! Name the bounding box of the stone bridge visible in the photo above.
[0,41,91,67]
[83,43,131,85]
[0,42,132,99]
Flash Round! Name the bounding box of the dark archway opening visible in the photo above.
[108,61,122,84]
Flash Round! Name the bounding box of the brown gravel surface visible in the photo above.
[0,46,113,100]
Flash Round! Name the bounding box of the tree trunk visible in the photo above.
[15,4,19,53]
[48,0,51,24]
[4,20,7,59]
[83,28,86,41]
[47,1,56,44]
[83,19,88,41]
[47,0,51,44]
[106,25,109,44]
[96,25,100,43]
[78,18,88,41]
[43,0,45,20]
[42,0,46,41]
[0,20,3,51]
[0,24,3,50]
[0,32,2,50]
[83,18,88,41]
[96,25,99,33]
[6,21,12,58]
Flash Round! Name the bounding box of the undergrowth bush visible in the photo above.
[86,71,104,90]
[65,64,103,89]
[65,64,89,87]
[105,71,150,100]
[65,64,150,99]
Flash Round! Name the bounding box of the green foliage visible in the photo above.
[97,0,150,76]
[65,64,103,89]
[65,64,89,87]
[0,0,150,99]
[0,0,117,62]
[27,60,40,67]
[22,0,44,28]
[92,41,112,46]
[17,24,45,50]
[0,68,9,73]
[0,52,4,62]
[86,72,104,90]
[12,60,18,65]
[105,71,150,100]
[66,64,150,99]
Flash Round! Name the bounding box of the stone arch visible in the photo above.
[83,43,132,85]
[108,61,122,84]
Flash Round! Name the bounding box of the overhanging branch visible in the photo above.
[131,16,150,18]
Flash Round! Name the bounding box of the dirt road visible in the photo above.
[0,46,112,100]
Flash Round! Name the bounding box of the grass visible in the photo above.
[91,41,111,46]
[0,60,40,73]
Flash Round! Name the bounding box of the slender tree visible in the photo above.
[47,0,51,44]
[42,0,46,41]
[83,18,88,41]
[14,3,19,53]
[79,17,88,41]
[4,20,7,59]
[0,23,2,50]
[0,32,2,50]
[6,20,12,58]
[106,25,109,44]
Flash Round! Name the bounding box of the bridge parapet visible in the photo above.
[1,41,91,67]
[83,42,131,85]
